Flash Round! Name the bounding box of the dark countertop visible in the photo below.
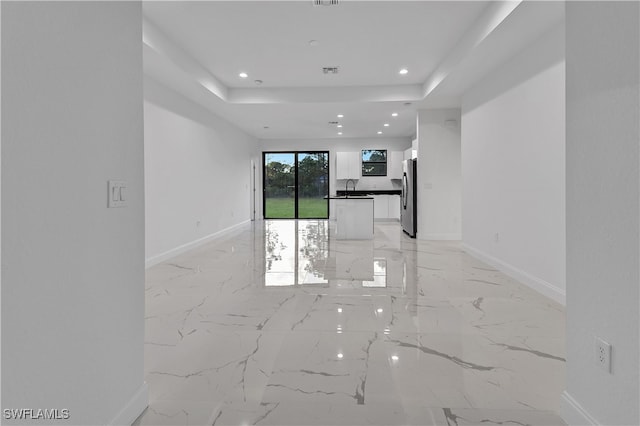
[335,189,401,196]
[326,195,374,200]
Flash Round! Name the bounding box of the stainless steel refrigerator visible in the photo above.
[401,158,417,238]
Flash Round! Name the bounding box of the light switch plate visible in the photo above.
[108,180,127,208]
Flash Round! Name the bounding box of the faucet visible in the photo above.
[345,179,356,196]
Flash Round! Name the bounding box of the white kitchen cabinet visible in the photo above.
[404,148,412,160]
[373,194,401,221]
[335,151,360,180]
[388,195,400,220]
[388,151,404,179]
[404,143,417,161]
[373,195,388,219]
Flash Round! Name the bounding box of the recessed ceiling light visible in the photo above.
[391,112,398,117]
[337,132,342,135]
[337,114,344,118]
[399,68,408,75]
[254,80,263,85]
[309,39,320,47]
[337,353,344,359]
[383,123,389,127]
[314,0,340,6]
[337,124,342,128]
[239,72,248,78]
[377,131,383,135]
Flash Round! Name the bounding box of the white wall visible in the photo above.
[416,109,462,240]
[460,23,566,304]
[261,137,411,196]
[0,2,3,413]
[1,2,146,425]
[144,78,258,266]
[563,3,639,425]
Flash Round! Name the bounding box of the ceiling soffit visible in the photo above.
[141,1,564,139]
[143,1,521,105]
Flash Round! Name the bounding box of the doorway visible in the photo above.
[263,151,329,219]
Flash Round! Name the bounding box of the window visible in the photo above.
[361,149,387,176]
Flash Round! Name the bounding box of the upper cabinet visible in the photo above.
[388,151,404,179]
[336,151,360,179]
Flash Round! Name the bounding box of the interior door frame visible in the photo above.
[262,151,330,219]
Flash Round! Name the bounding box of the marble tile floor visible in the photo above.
[134,220,566,426]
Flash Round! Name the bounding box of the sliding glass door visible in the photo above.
[264,153,296,218]
[297,152,329,218]
[263,151,329,219]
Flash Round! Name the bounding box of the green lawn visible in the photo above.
[265,197,328,218]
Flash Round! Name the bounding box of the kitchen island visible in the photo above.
[327,195,374,240]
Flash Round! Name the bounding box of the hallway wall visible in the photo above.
[144,78,258,266]
[416,108,462,240]
[563,2,639,424]
[1,2,146,424]
[461,23,566,304]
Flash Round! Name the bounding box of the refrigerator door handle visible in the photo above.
[402,173,408,209]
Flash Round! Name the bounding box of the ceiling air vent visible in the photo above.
[313,0,339,6]
[322,67,339,74]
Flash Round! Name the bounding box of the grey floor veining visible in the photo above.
[135,220,566,426]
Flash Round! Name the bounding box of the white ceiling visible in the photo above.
[142,1,565,140]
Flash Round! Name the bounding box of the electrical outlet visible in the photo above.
[595,336,611,373]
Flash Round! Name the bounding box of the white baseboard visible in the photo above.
[462,242,566,305]
[561,391,599,425]
[108,382,148,426]
[145,220,250,269]
[419,233,461,241]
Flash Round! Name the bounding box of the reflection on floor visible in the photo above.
[135,220,566,426]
